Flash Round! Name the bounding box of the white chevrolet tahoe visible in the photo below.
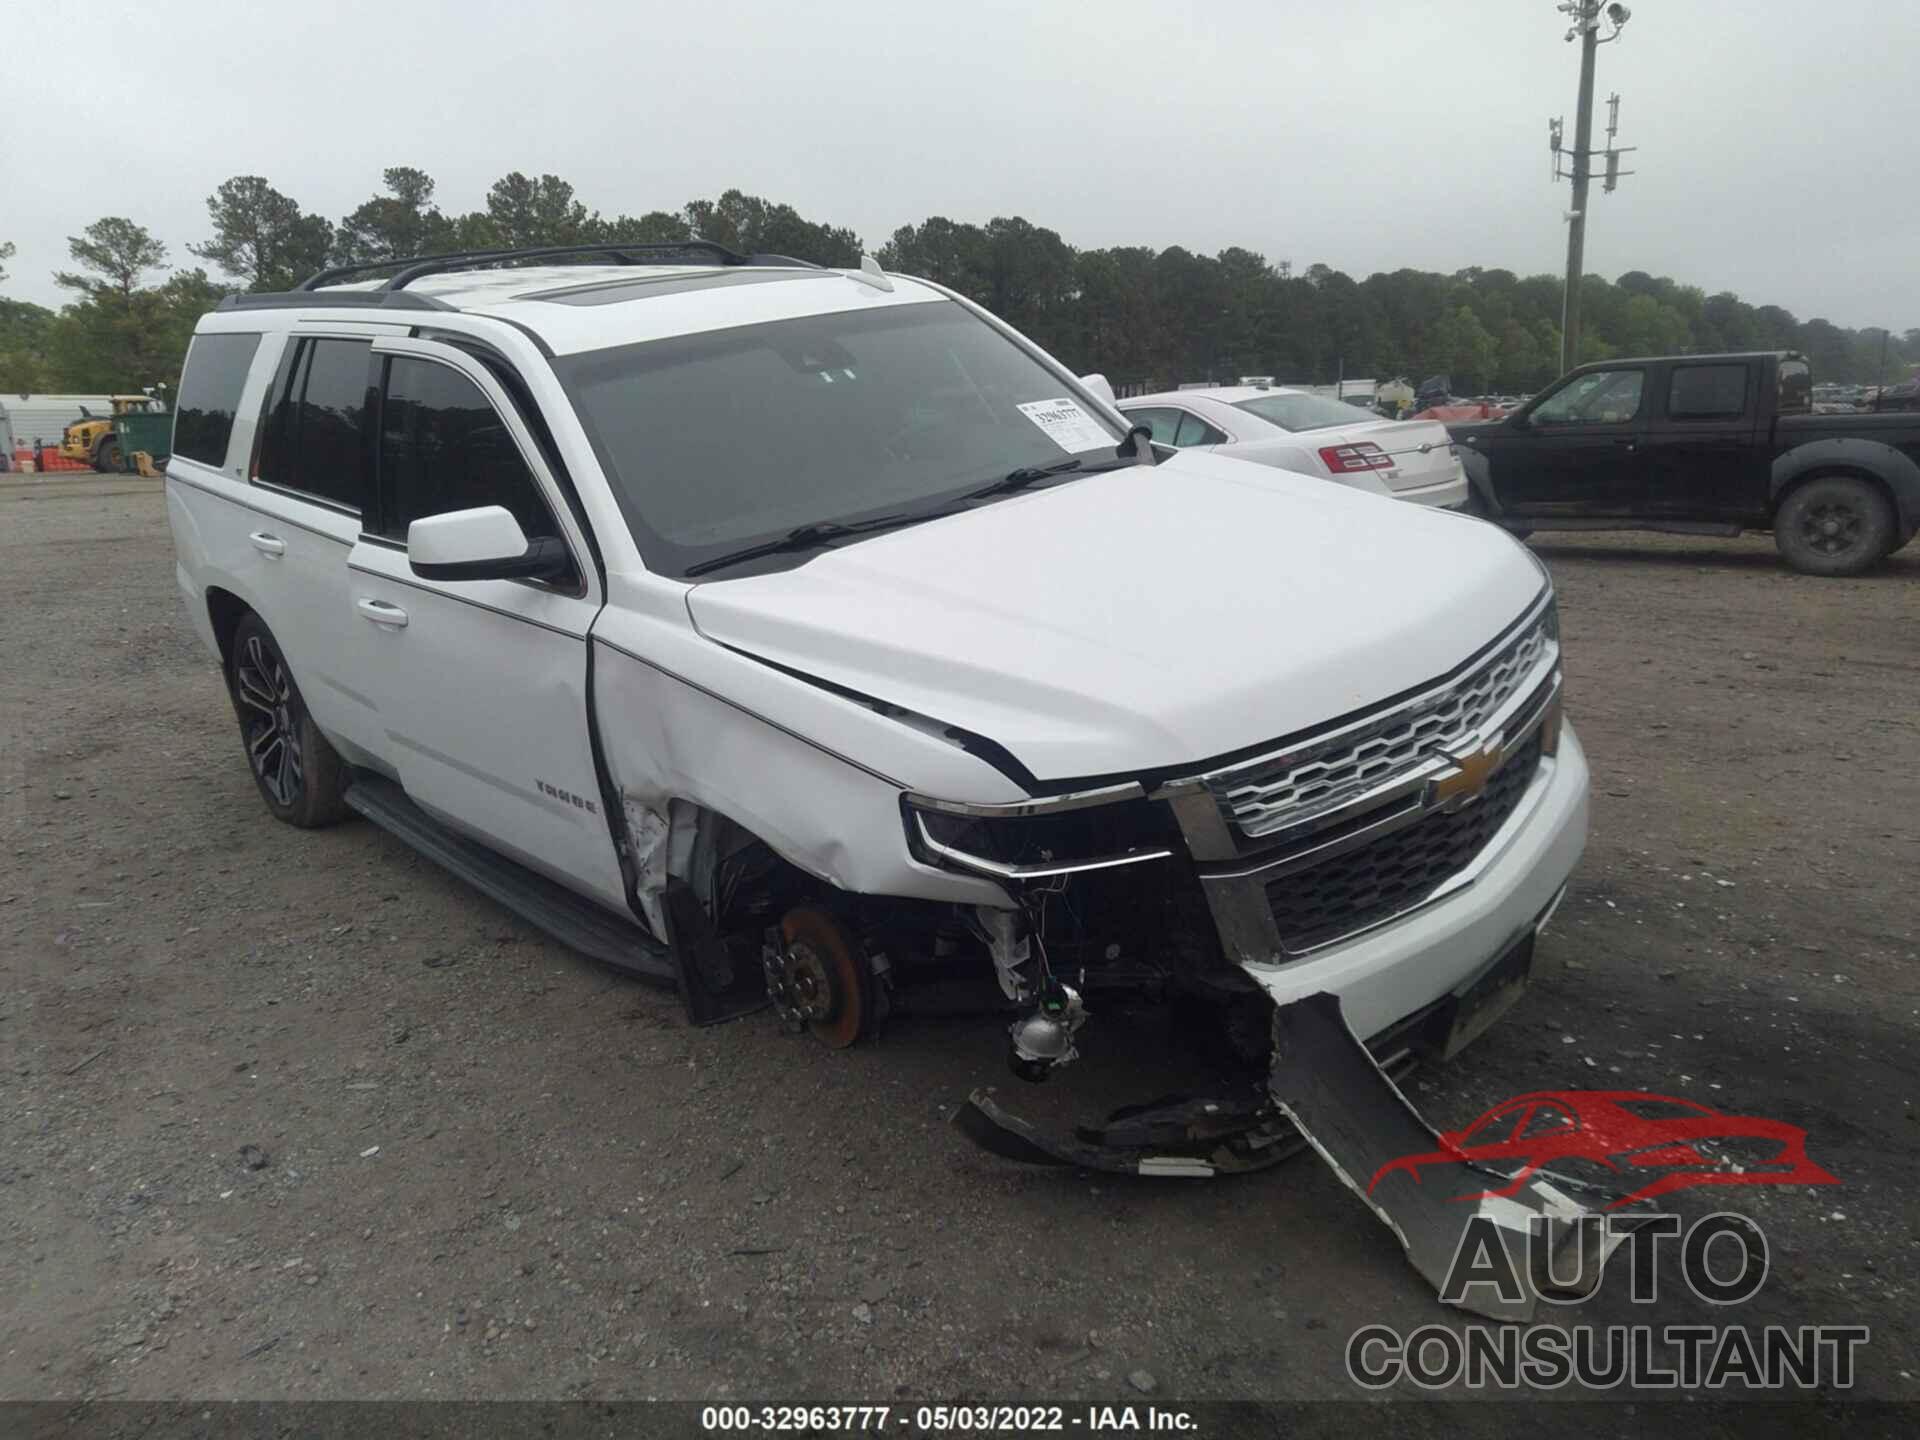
[166,242,1587,1155]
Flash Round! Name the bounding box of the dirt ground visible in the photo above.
[2,472,1916,1407]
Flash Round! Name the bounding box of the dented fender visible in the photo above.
[589,593,1022,916]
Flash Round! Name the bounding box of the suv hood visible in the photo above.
[686,451,1542,784]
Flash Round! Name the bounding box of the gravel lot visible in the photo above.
[2,472,1916,1406]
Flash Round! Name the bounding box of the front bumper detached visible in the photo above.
[958,981,1639,1322]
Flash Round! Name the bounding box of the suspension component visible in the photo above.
[1007,979,1086,1083]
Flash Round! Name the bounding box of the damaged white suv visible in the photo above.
[167,243,1587,1171]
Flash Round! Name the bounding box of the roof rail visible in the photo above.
[296,240,821,294]
[216,289,455,313]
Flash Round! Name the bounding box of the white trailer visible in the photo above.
[0,394,119,458]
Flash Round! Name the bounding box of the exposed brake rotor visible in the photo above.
[764,905,870,1049]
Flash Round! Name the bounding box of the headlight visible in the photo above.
[903,785,1179,880]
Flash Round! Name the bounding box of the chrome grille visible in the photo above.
[1210,601,1556,844]
[1263,735,1542,951]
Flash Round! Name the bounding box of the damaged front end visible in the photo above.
[902,784,1244,1082]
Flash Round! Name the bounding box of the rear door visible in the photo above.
[1641,361,1764,521]
[343,337,627,909]
[1494,366,1650,515]
[244,332,386,762]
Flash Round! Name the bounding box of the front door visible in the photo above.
[345,337,627,910]
[1494,367,1650,516]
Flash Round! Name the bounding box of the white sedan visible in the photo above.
[1116,384,1469,508]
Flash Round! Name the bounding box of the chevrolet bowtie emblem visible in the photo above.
[1428,739,1504,811]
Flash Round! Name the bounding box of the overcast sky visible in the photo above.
[3,0,1910,332]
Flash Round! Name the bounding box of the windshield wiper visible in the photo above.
[963,457,1085,501]
[683,513,928,577]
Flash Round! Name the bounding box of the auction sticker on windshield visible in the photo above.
[1017,397,1111,453]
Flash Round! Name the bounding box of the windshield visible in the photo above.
[555,300,1126,578]
[1232,392,1371,432]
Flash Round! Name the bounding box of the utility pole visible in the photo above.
[1550,2,1635,374]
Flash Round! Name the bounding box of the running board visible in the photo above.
[344,773,678,988]
[1518,518,1744,536]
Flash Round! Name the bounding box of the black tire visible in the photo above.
[1773,475,1895,576]
[228,614,349,827]
[94,435,123,473]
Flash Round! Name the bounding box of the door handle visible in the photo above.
[248,530,286,557]
[356,598,409,628]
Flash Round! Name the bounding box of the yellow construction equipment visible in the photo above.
[59,395,166,472]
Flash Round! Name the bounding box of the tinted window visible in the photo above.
[1777,359,1812,416]
[255,339,372,510]
[1174,411,1226,446]
[1667,364,1748,421]
[173,332,261,466]
[554,300,1125,578]
[1531,369,1645,425]
[1233,391,1369,432]
[378,357,558,545]
[1126,407,1183,445]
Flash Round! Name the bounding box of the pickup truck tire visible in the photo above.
[1773,476,1895,577]
[228,613,348,828]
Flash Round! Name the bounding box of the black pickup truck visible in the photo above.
[1450,351,1920,575]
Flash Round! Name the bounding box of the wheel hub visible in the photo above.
[763,938,836,1028]
[1803,503,1859,555]
[762,907,871,1048]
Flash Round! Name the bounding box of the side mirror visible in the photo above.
[1079,372,1118,408]
[1508,411,1532,431]
[407,505,570,583]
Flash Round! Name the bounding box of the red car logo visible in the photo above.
[1369,1090,1839,1209]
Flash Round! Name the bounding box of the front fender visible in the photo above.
[1771,438,1920,535]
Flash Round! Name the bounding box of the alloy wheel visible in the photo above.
[234,635,304,808]
[1801,501,1862,557]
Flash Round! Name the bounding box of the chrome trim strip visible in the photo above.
[1204,793,1430,884]
[1257,752,1559,961]
[1201,674,1560,888]
[911,815,1173,880]
[1205,751,1561,967]
[904,780,1147,819]
[1162,594,1557,858]
[1151,586,1553,805]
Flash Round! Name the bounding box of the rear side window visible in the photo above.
[1126,407,1182,445]
[255,338,373,511]
[376,357,558,545]
[1667,364,1749,421]
[1174,412,1227,446]
[1777,359,1812,416]
[173,332,262,466]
